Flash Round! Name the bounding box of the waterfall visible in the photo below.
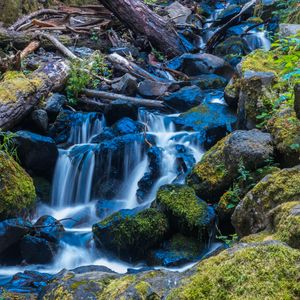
[51,113,105,208]
[244,30,271,51]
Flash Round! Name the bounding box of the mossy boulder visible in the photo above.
[232,165,300,236]
[187,129,274,201]
[154,185,215,239]
[0,151,36,220]
[92,208,169,261]
[167,241,300,300]
[267,107,300,167]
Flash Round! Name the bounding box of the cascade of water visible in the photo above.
[244,30,271,51]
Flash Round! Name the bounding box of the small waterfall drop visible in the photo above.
[244,30,271,51]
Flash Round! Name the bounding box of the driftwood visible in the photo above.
[83,89,165,108]
[0,60,69,130]
[107,53,167,82]
[206,0,256,51]
[99,0,185,57]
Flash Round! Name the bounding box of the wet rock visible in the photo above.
[0,218,32,255]
[174,144,196,180]
[165,1,192,25]
[33,176,52,203]
[163,85,204,111]
[294,83,300,120]
[138,80,170,98]
[105,99,139,125]
[267,107,300,167]
[188,129,274,201]
[147,234,204,267]
[192,74,228,90]
[20,235,59,264]
[34,215,64,243]
[14,130,58,178]
[137,146,163,203]
[172,100,237,149]
[224,78,240,108]
[215,5,241,25]
[154,184,215,239]
[93,208,169,261]
[90,127,115,143]
[111,73,138,96]
[112,117,145,136]
[3,270,53,295]
[167,53,234,80]
[237,71,276,129]
[232,165,300,237]
[45,93,66,120]
[0,151,36,220]
[31,109,48,133]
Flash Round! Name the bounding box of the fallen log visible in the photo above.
[99,0,185,57]
[0,60,69,130]
[206,0,256,52]
[107,53,167,82]
[83,89,165,108]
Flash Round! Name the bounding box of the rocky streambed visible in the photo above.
[0,0,299,299]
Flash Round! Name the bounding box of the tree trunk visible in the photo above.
[99,0,185,57]
[0,60,69,130]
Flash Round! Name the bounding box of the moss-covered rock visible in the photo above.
[155,185,214,239]
[167,241,300,300]
[92,208,169,261]
[232,165,300,236]
[267,107,300,167]
[187,129,274,201]
[0,151,36,220]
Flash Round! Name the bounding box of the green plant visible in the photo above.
[216,233,239,247]
[0,131,18,160]
[66,52,111,105]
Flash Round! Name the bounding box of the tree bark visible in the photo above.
[99,0,185,58]
[0,60,69,130]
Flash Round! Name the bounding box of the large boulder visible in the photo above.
[187,129,274,201]
[232,166,300,237]
[163,86,204,111]
[167,53,234,80]
[0,218,32,255]
[267,107,300,167]
[172,99,237,149]
[154,184,215,239]
[14,130,58,178]
[93,208,169,261]
[45,93,66,120]
[0,151,36,220]
[112,117,145,136]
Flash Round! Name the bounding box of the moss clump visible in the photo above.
[0,151,36,220]
[232,166,300,236]
[156,185,210,237]
[134,281,152,299]
[187,136,229,201]
[167,242,300,299]
[0,71,44,104]
[272,201,300,249]
[267,107,300,167]
[93,208,169,260]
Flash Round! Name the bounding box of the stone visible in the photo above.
[93,208,169,261]
[0,151,36,220]
[165,1,192,25]
[187,129,274,201]
[45,93,66,120]
[112,117,145,136]
[294,83,300,119]
[138,80,170,98]
[111,73,138,96]
[232,165,300,237]
[279,24,300,37]
[31,109,48,133]
[14,130,58,178]
[191,74,228,90]
[154,184,215,239]
[163,85,205,111]
[215,5,241,25]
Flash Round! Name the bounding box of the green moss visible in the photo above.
[240,231,274,243]
[0,71,44,104]
[70,280,88,290]
[156,185,208,233]
[167,242,300,299]
[0,151,36,220]
[97,275,135,300]
[272,201,300,249]
[134,281,152,299]
[187,135,229,200]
